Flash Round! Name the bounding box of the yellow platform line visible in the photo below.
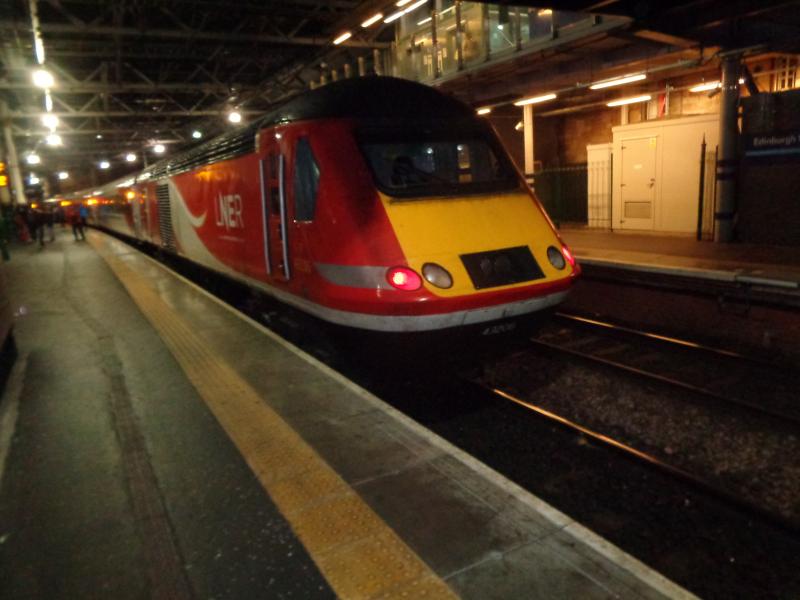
[89,234,457,600]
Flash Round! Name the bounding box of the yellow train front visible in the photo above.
[296,77,580,335]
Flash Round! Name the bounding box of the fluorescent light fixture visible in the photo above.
[153,143,166,154]
[41,114,59,130]
[418,16,432,25]
[607,94,652,107]
[125,153,137,162]
[385,0,427,23]
[384,10,404,23]
[29,175,40,185]
[32,69,54,88]
[361,13,383,27]
[514,121,523,131]
[589,73,646,90]
[99,160,110,169]
[192,130,202,139]
[333,31,352,45]
[689,81,720,92]
[228,111,242,124]
[58,171,69,180]
[514,93,557,106]
[396,0,413,6]
[26,154,41,165]
[477,107,492,115]
[45,133,62,146]
[34,38,46,65]
[538,9,553,16]
[44,92,53,112]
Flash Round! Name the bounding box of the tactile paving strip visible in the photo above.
[89,233,457,600]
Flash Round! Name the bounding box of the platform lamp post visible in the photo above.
[714,52,741,243]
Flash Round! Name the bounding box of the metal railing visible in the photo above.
[532,164,588,225]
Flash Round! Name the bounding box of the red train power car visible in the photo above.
[79,77,579,333]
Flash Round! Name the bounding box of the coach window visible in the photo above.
[293,138,320,221]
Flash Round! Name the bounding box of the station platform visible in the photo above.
[0,229,694,599]
[560,227,800,291]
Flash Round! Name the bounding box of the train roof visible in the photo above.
[143,77,476,179]
[261,76,475,124]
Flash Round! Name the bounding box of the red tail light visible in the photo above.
[386,266,422,291]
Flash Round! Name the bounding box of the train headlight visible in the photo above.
[422,263,453,289]
[547,246,566,270]
[386,266,422,291]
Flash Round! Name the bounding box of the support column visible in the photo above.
[523,104,535,185]
[714,54,741,242]
[1,101,27,205]
[373,49,383,75]
[357,56,366,77]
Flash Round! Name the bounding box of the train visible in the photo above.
[71,76,579,335]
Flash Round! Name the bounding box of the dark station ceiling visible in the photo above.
[1,0,799,192]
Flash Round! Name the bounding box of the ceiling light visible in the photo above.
[738,77,745,84]
[41,114,59,130]
[45,133,62,146]
[607,94,652,107]
[538,9,553,16]
[153,144,165,154]
[385,0,427,23]
[192,130,202,139]
[34,38,46,65]
[32,69,54,88]
[514,121,524,131]
[477,107,492,115]
[514,93,557,106]
[58,171,69,180]
[99,160,110,169]
[125,153,137,162]
[333,31,352,45]
[689,81,721,93]
[589,73,646,90]
[44,92,53,112]
[26,154,41,165]
[361,13,383,28]
[29,175,40,185]
[228,111,242,124]
[396,0,413,6]
[418,16,432,25]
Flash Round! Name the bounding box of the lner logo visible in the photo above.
[215,193,244,230]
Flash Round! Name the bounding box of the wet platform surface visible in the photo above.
[0,229,694,599]
[562,227,800,290]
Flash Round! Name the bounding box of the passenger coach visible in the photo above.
[80,77,579,333]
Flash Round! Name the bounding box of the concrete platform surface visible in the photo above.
[561,227,800,290]
[0,230,696,599]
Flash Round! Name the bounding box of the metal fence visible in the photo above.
[531,164,588,225]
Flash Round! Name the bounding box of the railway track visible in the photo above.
[529,312,800,426]
[483,383,800,535]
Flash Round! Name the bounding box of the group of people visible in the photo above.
[8,203,88,249]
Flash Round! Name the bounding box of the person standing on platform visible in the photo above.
[73,204,87,241]
[46,205,55,242]
[32,207,45,248]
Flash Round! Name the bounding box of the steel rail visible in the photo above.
[544,314,800,426]
[487,384,800,535]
